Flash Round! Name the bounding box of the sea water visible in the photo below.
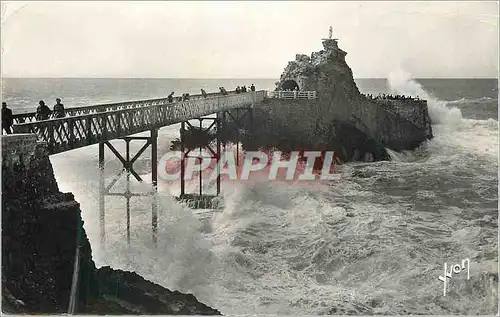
[2,77,498,314]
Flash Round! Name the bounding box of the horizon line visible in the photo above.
[1,76,498,80]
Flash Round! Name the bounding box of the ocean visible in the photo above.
[1,77,498,314]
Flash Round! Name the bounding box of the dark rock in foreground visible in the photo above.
[92,267,220,315]
[1,134,221,315]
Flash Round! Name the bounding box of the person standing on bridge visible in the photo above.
[167,92,174,103]
[2,102,13,134]
[53,98,66,118]
[219,87,228,95]
[250,84,255,92]
[36,100,52,121]
[201,89,208,98]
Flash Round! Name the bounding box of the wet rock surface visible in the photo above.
[92,267,221,315]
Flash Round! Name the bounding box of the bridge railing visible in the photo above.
[11,90,238,124]
[12,91,265,154]
[266,91,317,100]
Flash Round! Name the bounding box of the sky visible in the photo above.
[1,1,498,78]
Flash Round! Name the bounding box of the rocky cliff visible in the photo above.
[227,39,433,162]
[1,134,221,315]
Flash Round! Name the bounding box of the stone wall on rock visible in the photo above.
[1,134,221,315]
[228,98,388,162]
[375,99,432,137]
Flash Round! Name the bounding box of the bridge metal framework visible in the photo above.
[13,91,264,155]
[12,91,264,246]
[12,92,224,124]
[98,131,158,248]
[177,105,253,209]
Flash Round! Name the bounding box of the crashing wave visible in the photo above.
[387,69,464,126]
[446,96,496,105]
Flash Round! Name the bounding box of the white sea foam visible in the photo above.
[46,77,498,315]
[387,69,498,161]
[446,96,495,104]
[388,68,464,126]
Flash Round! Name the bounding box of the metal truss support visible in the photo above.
[98,129,158,248]
[179,116,222,208]
[221,107,253,166]
[177,107,252,208]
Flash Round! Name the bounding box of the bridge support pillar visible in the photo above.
[222,107,254,165]
[99,142,105,250]
[176,107,253,209]
[98,129,159,248]
[151,128,158,245]
[178,116,222,209]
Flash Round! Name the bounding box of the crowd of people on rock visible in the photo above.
[281,86,300,92]
[362,93,420,101]
[2,98,67,134]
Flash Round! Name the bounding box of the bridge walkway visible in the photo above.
[13,91,265,155]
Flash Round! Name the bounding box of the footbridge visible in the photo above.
[10,89,316,247]
[13,91,265,154]
[11,90,265,247]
